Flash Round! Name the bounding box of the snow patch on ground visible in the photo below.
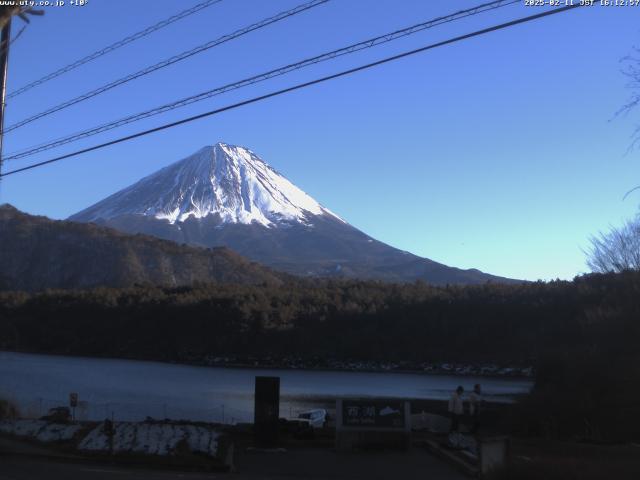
[0,419,81,442]
[1,419,221,458]
[78,422,219,457]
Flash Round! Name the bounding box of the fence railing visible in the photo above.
[6,396,254,425]
[4,395,319,425]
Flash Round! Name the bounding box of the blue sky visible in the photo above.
[0,0,638,281]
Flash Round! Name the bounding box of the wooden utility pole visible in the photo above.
[0,16,11,178]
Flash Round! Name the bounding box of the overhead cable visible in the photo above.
[0,3,583,178]
[5,0,519,161]
[7,0,225,99]
[3,0,329,133]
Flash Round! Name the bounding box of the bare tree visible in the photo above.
[618,47,640,150]
[616,48,640,203]
[586,48,640,273]
[587,216,640,273]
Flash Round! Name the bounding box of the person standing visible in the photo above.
[448,386,464,433]
[469,383,482,434]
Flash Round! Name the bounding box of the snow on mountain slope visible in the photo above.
[70,142,516,285]
[71,143,342,228]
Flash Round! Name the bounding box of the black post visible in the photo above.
[254,376,280,447]
[0,17,11,179]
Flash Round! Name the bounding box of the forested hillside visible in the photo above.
[0,271,636,365]
[0,204,284,290]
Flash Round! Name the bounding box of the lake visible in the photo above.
[0,351,532,423]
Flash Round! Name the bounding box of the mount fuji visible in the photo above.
[70,143,511,284]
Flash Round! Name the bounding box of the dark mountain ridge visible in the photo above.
[0,204,284,291]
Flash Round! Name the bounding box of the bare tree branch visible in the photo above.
[586,216,640,273]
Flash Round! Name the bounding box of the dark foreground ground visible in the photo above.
[505,439,640,480]
[3,431,640,480]
[4,442,640,480]
[0,457,221,480]
[0,446,466,480]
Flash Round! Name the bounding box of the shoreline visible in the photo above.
[0,349,535,380]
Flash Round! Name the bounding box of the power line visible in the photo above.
[6,0,224,99]
[3,0,329,134]
[0,23,26,58]
[4,0,519,162]
[0,3,583,179]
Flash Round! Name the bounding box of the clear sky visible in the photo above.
[0,0,638,281]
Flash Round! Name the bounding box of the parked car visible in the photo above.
[296,409,328,429]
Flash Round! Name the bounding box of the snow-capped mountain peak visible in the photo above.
[69,142,514,285]
[71,142,343,228]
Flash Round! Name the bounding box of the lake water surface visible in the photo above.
[0,351,532,423]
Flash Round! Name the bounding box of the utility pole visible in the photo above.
[0,16,11,180]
